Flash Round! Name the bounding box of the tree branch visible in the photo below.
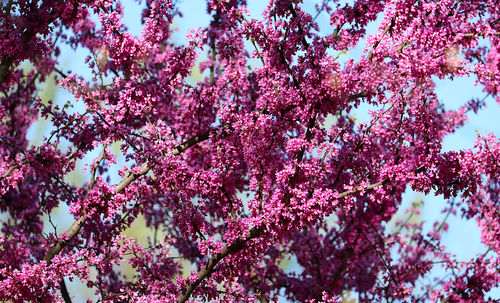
[171,130,211,156]
[43,146,109,263]
[175,166,427,302]
[43,129,213,263]
[0,55,13,84]
[0,163,18,180]
[0,158,29,181]
[464,31,500,38]
[177,226,263,303]
[337,165,425,199]
[59,277,72,303]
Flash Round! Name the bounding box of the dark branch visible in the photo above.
[59,278,72,303]
[0,56,13,84]
[177,226,264,303]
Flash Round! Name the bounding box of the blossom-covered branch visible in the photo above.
[1,0,499,302]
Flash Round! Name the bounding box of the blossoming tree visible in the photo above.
[0,0,499,301]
